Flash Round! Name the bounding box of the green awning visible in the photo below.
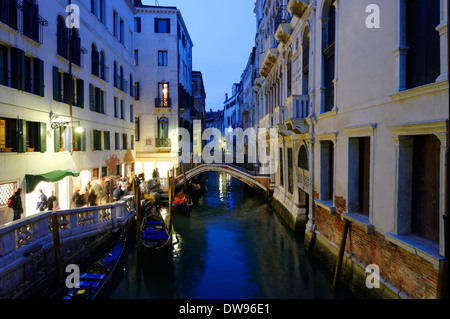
[25,169,80,193]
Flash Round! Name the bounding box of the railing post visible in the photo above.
[51,212,63,282]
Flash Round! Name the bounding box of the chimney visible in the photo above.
[225,93,228,101]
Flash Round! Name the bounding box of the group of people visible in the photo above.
[8,174,143,222]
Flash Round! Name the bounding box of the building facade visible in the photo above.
[133,3,193,179]
[249,0,448,299]
[0,0,137,222]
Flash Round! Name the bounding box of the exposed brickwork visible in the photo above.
[335,195,346,214]
[314,205,439,299]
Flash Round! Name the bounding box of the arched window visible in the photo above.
[298,145,308,170]
[322,1,335,112]
[302,25,310,95]
[91,43,99,76]
[158,117,169,139]
[57,16,68,58]
[71,28,81,67]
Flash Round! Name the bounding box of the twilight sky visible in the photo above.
[141,0,257,112]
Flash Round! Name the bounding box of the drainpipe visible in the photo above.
[68,0,74,155]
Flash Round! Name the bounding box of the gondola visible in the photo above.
[139,201,172,252]
[171,192,192,213]
[47,228,127,299]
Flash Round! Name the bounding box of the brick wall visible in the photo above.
[314,204,439,299]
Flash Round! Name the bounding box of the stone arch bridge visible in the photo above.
[174,163,270,193]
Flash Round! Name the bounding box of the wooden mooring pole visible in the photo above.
[134,180,141,245]
[51,212,63,282]
[333,219,350,288]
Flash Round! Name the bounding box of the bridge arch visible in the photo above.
[177,164,269,193]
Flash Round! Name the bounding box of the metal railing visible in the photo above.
[155,138,171,148]
[155,98,171,108]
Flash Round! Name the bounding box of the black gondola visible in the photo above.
[139,201,172,252]
[47,228,127,299]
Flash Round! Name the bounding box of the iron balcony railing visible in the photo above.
[155,98,171,108]
[274,5,292,32]
[155,138,171,148]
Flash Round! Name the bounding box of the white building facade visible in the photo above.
[1,0,137,222]
[250,0,449,299]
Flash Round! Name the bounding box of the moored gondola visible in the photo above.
[139,201,172,252]
[171,192,192,214]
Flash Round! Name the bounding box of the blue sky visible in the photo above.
[141,0,256,112]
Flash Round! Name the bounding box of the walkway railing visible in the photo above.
[0,195,135,267]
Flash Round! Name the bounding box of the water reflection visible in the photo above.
[104,172,355,299]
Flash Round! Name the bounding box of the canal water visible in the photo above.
[102,172,356,299]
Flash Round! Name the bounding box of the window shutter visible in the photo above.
[54,128,60,152]
[63,72,72,105]
[104,131,110,150]
[33,58,44,96]
[81,130,86,151]
[89,83,94,110]
[64,126,72,152]
[166,19,170,34]
[77,78,84,108]
[136,17,141,33]
[71,37,81,67]
[53,66,60,101]
[17,119,26,153]
[154,18,159,33]
[39,122,46,153]
[94,87,101,112]
[11,47,25,90]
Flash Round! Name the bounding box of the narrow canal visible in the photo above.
[102,171,356,299]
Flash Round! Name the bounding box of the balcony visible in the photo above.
[284,95,310,134]
[155,138,171,148]
[287,0,309,19]
[114,76,128,93]
[259,35,279,78]
[274,5,292,45]
[155,98,171,109]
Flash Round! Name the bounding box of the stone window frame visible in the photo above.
[387,119,448,258]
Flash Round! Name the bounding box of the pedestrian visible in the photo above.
[119,176,127,191]
[104,178,111,203]
[88,189,97,206]
[132,173,141,188]
[47,191,57,211]
[36,189,47,211]
[72,189,85,208]
[112,186,123,201]
[53,200,60,210]
[155,167,160,178]
[152,168,157,178]
[10,188,23,221]
[84,181,92,194]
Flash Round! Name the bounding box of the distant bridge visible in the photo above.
[175,163,270,193]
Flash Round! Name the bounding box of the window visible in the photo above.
[99,0,105,24]
[158,117,169,139]
[115,132,120,150]
[53,66,77,104]
[22,0,40,43]
[298,145,308,170]
[119,18,124,44]
[57,16,69,59]
[1,118,45,153]
[158,50,167,66]
[103,131,110,150]
[279,148,284,187]
[92,129,102,150]
[113,10,118,39]
[54,126,71,152]
[348,137,370,215]
[157,82,169,107]
[122,133,127,149]
[0,44,8,86]
[322,2,336,113]
[320,141,334,202]
[302,25,310,95]
[395,134,441,242]
[91,43,99,77]
[134,50,139,66]
[134,17,141,33]
[155,18,170,33]
[114,97,118,118]
[89,84,104,113]
[72,127,86,152]
[405,0,440,89]
[0,0,19,29]
[100,51,108,81]
[130,105,134,122]
[73,77,84,108]
[135,117,140,141]
[120,100,125,120]
[287,148,293,194]
[113,61,118,88]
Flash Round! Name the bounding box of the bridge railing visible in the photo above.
[0,196,135,268]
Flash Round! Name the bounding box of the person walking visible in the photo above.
[104,178,111,203]
[10,188,24,221]
[47,191,57,211]
[88,189,97,206]
[36,189,47,212]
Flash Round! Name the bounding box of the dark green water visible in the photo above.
[103,171,355,299]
